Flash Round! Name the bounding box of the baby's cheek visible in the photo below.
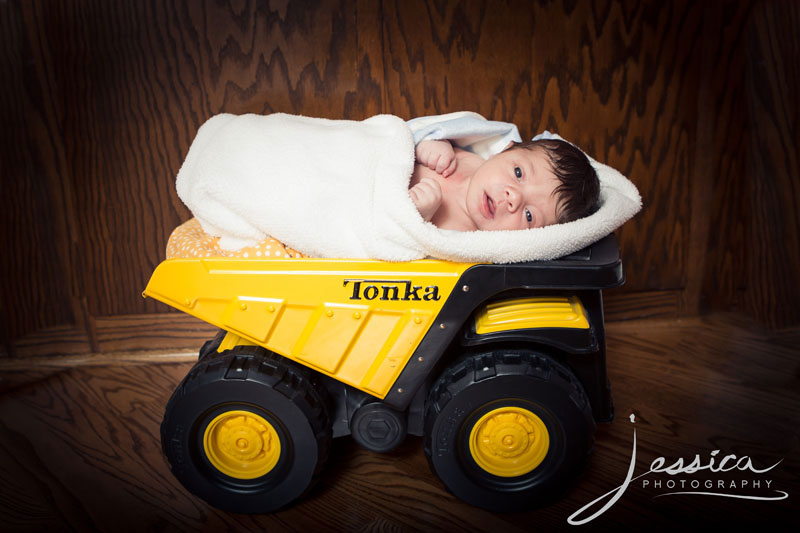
[500,214,527,231]
[506,220,525,231]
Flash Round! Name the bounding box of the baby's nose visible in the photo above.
[504,186,521,212]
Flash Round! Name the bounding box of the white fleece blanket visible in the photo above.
[176,112,641,263]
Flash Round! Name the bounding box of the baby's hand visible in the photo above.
[409,176,443,221]
[415,140,457,177]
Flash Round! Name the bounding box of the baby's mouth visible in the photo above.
[484,192,495,219]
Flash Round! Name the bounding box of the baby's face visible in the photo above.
[465,147,560,231]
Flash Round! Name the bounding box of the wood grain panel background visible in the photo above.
[743,1,800,327]
[1,0,798,357]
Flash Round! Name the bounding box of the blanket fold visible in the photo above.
[176,112,641,263]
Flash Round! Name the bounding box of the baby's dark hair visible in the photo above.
[506,138,600,223]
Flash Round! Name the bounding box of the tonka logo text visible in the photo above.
[344,279,441,301]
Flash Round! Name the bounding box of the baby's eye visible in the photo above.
[514,166,522,179]
[525,208,533,224]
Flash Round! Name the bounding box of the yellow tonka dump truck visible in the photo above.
[144,235,624,513]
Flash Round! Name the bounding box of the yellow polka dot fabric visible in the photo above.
[166,218,307,259]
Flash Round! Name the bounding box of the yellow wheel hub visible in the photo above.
[203,410,281,479]
[468,406,549,477]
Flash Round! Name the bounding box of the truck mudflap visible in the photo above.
[143,258,474,398]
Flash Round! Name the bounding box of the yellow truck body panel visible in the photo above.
[144,258,474,398]
[474,296,590,334]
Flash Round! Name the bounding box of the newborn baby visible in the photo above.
[176,112,631,262]
[409,138,599,231]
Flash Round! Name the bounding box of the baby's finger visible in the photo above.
[435,157,448,174]
[427,153,441,171]
[411,179,435,199]
[441,157,457,178]
[435,149,455,174]
[421,176,442,195]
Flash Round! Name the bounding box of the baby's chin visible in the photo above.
[472,219,504,232]
[474,218,527,232]
[466,200,493,231]
[465,211,486,231]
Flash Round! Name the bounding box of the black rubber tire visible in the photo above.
[423,350,595,512]
[161,346,332,513]
[197,329,226,361]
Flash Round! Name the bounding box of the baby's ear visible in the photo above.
[502,141,515,151]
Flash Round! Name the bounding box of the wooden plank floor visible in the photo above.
[1,314,798,531]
